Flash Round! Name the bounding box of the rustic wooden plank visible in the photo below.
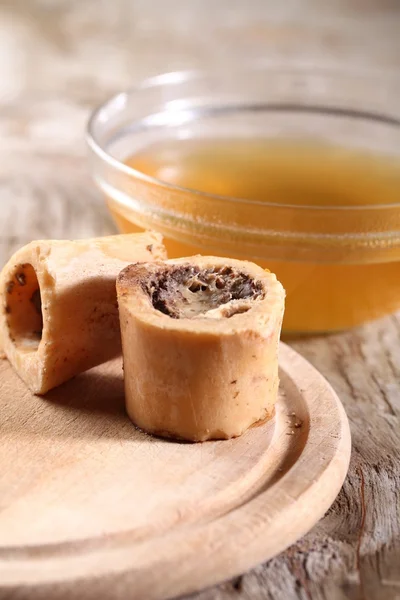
[0,148,117,261]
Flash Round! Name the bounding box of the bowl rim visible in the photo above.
[87,64,400,212]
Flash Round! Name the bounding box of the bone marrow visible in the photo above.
[144,264,265,319]
[117,256,285,442]
[0,232,166,394]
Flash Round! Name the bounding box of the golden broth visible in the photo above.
[108,138,400,332]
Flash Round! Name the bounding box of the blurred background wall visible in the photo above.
[0,0,399,108]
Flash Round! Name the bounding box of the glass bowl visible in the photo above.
[87,65,400,333]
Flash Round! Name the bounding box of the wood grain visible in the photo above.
[0,1,399,599]
[0,344,350,599]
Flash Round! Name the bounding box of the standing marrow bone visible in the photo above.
[117,256,285,442]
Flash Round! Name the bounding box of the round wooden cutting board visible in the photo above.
[0,343,351,600]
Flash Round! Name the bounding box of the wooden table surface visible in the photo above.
[0,2,399,599]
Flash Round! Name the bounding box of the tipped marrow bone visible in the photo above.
[0,232,166,394]
[117,256,285,442]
